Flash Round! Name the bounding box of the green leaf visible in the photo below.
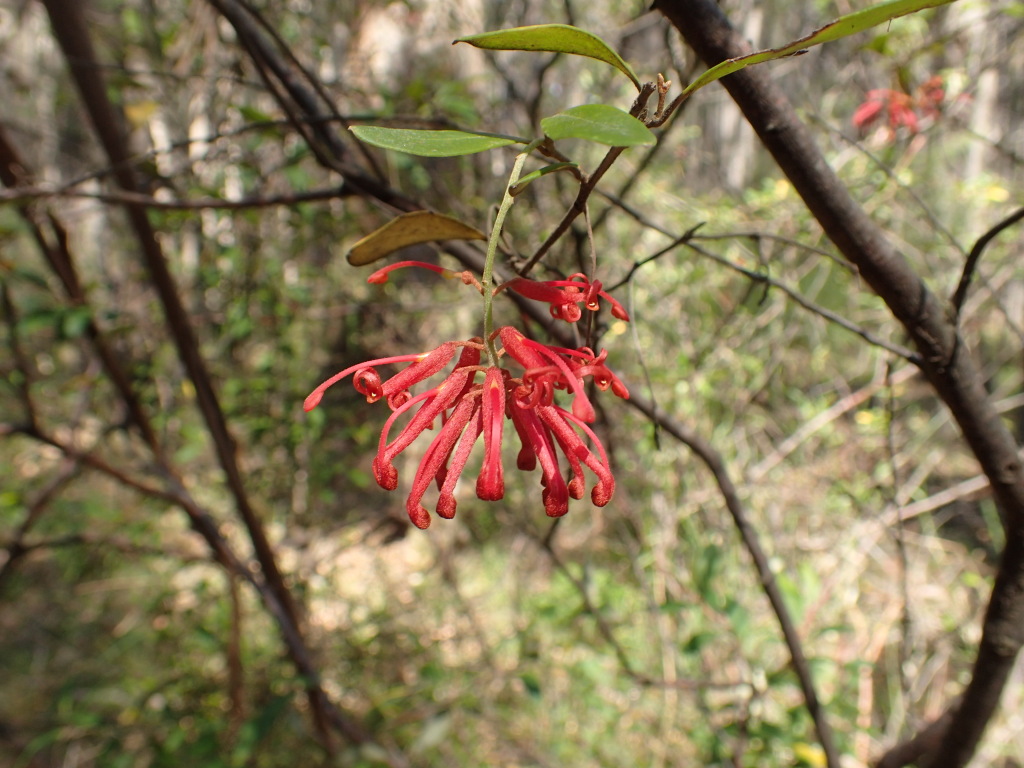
[520,672,542,698]
[679,0,957,100]
[350,125,523,157]
[541,104,655,147]
[346,211,486,266]
[61,306,92,339]
[454,24,641,91]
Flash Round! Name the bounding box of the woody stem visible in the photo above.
[481,140,543,365]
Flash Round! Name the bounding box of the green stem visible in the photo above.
[481,139,542,365]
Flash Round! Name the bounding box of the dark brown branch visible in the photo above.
[952,206,1024,317]
[37,1,367,753]
[876,702,957,768]
[0,183,351,210]
[518,82,657,275]
[0,123,166,456]
[682,239,918,362]
[41,0,297,630]
[230,0,385,179]
[6,416,378,753]
[206,0,350,180]
[654,2,1024,766]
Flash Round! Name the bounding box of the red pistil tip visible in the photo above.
[304,391,324,411]
[409,505,431,529]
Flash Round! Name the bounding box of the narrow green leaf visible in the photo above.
[346,211,486,266]
[541,105,655,147]
[350,126,523,157]
[680,0,957,99]
[455,24,641,91]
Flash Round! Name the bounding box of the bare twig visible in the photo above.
[230,0,386,180]
[952,206,1024,318]
[533,522,753,693]
[0,279,39,429]
[0,460,80,591]
[0,184,351,210]
[608,223,920,362]
[518,82,657,275]
[624,389,841,768]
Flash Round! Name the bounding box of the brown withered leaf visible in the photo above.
[346,211,486,266]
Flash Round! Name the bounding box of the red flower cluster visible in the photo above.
[852,75,944,137]
[305,264,629,529]
[499,273,629,323]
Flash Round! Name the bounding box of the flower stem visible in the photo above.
[481,140,542,365]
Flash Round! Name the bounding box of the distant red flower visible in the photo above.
[852,77,947,140]
[853,89,919,134]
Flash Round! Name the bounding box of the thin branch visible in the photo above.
[533,522,752,693]
[229,0,385,180]
[226,572,246,742]
[0,280,39,430]
[607,223,705,291]
[815,114,965,257]
[43,0,300,629]
[0,460,80,591]
[609,224,920,362]
[623,389,841,767]
[0,184,351,210]
[592,80,691,234]
[952,206,1024,318]
[599,186,854,271]
[750,365,919,481]
[518,82,657,275]
[537,526,645,678]
[6,416,382,756]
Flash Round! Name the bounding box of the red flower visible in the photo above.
[499,273,630,323]
[367,260,480,290]
[852,95,885,131]
[305,326,628,529]
[305,260,630,528]
[852,78,945,139]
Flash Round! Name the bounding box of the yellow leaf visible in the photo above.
[124,100,158,128]
[985,184,1010,203]
[793,742,827,767]
[346,211,486,266]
